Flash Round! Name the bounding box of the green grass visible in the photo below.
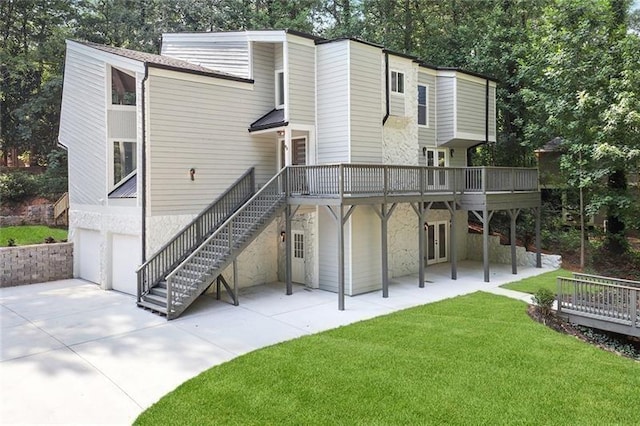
[501,268,572,294]
[0,225,67,247]
[136,292,640,425]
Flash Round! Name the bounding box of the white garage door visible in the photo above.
[111,234,140,295]
[77,229,101,284]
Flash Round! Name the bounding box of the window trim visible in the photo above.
[418,84,429,127]
[391,70,405,95]
[275,69,285,109]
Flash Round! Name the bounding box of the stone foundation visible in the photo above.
[467,233,561,268]
[0,242,73,287]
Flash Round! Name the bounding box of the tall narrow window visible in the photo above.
[418,84,428,126]
[113,141,136,186]
[275,70,285,108]
[391,70,404,94]
[111,68,136,105]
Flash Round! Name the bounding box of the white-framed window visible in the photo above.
[111,67,136,106]
[418,84,428,126]
[111,140,137,187]
[391,70,404,94]
[275,70,285,108]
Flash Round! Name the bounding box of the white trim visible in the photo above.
[346,41,352,162]
[162,30,287,44]
[275,69,285,109]
[283,40,290,122]
[248,41,254,80]
[390,69,405,94]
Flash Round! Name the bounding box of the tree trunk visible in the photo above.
[605,169,628,254]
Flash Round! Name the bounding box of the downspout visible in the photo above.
[485,79,490,164]
[141,65,149,262]
[383,52,390,124]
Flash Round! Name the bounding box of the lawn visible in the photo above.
[0,225,67,247]
[501,268,572,294]
[136,292,640,425]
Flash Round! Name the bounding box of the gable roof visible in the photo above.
[76,41,253,83]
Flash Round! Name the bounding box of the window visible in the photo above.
[111,67,136,106]
[113,141,136,186]
[275,70,285,108]
[418,84,428,126]
[391,70,404,94]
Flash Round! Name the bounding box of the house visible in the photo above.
[58,29,541,319]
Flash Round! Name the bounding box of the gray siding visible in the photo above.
[349,42,383,163]
[146,70,275,216]
[436,76,455,144]
[58,47,108,205]
[316,42,349,164]
[318,207,352,294]
[417,71,436,147]
[390,93,405,116]
[252,42,276,112]
[107,109,136,139]
[457,78,495,139]
[287,39,315,125]
[161,39,250,79]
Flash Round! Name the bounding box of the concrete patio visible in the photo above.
[0,261,551,424]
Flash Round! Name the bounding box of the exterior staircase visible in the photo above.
[137,168,287,319]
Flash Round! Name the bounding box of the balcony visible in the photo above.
[284,165,539,209]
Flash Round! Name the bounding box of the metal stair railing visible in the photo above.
[136,167,255,301]
[164,168,287,319]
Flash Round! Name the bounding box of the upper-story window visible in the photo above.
[113,140,136,186]
[418,84,428,126]
[275,70,285,108]
[391,70,404,94]
[111,67,136,106]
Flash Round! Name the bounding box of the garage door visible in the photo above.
[77,229,101,284]
[111,234,140,295]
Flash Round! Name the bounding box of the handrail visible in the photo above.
[137,167,255,301]
[53,192,69,219]
[165,167,286,315]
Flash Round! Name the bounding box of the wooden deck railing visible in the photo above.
[557,275,640,336]
[285,165,538,198]
[53,192,69,225]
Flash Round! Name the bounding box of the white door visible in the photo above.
[425,220,449,265]
[291,231,305,284]
[425,148,448,190]
[111,234,140,295]
[77,229,101,284]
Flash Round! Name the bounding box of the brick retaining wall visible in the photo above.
[0,242,73,287]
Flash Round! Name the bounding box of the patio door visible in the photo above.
[291,231,305,284]
[425,148,448,190]
[425,220,449,265]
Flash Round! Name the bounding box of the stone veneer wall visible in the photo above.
[0,204,54,227]
[467,233,562,268]
[0,242,73,287]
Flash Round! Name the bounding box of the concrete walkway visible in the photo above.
[0,261,549,425]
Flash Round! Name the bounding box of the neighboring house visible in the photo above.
[58,29,541,319]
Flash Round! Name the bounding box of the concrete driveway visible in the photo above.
[0,261,546,424]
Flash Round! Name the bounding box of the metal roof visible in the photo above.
[108,174,137,198]
[248,108,288,132]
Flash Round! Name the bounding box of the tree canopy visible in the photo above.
[1,0,638,249]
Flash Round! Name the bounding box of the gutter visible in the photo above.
[485,79,489,157]
[383,52,390,124]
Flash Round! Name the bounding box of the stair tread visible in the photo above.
[137,300,168,315]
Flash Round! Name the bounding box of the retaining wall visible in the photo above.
[0,242,73,287]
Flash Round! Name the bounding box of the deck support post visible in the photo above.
[285,205,293,295]
[411,201,432,287]
[372,203,398,298]
[509,208,521,275]
[232,259,239,306]
[326,204,356,311]
[446,201,457,280]
[535,206,542,268]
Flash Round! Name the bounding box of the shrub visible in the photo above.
[0,171,38,202]
[38,149,68,200]
[533,287,556,320]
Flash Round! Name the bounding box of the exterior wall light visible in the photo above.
[280,231,286,242]
[189,168,196,181]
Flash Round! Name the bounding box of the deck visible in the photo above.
[557,273,640,337]
[284,164,540,209]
